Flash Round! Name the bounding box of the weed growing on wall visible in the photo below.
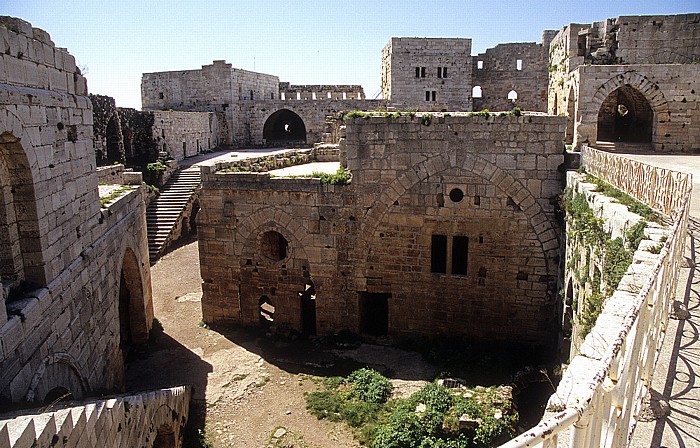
[564,181,649,337]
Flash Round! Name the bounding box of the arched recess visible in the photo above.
[0,127,48,286]
[262,109,307,143]
[472,86,483,98]
[565,86,576,145]
[25,353,89,403]
[597,85,654,143]
[119,247,149,359]
[590,72,670,147]
[356,150,559,277]
[105,115,122,164]
[234,207,314,260]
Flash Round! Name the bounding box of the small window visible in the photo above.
[442,67,448,78]
[452,236,468,275]
[472,86,482,98]
[416,67,420,78]
[250,90,254,100]
[270,92,274,99]
[158,92,164,99]
[343,92,347,100]
[327,92,332,99]
[437,67,442,78]
[421,67,426,78]
[357,92,361,99]
[281,92,286,100]
[431,235,447,274]
[516,59,523,70]
[508,90,518,101]
[431,91,436,101]
[312,92,317,100]
[449,188,464,203]
[477,60,484,69]
[426,91,431,101]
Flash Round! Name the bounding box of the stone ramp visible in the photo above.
[629,219,700,447]
[147,166,201,261]
[0,386,191,448]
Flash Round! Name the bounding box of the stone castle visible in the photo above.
[0,11,698,447]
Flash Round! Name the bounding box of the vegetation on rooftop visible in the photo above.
[99,186,133,208]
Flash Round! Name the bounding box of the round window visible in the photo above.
[449,188,464,203]
[260,231,288,261]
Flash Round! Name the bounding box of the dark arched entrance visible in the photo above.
[263,109,306,144]
[119,248,148,361]
[597,85,653,143]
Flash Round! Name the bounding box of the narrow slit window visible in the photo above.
[437,67,442,78]
[296,92,301,100]
[516,59,523,70]
[421,67,426,78]
[431,235,447,274]
[431,91,436,101]
[312,92,317,100]
[452,236,468,275]
[442,67,448,78]
[416,67,420,78]
[477,60,484,69]
[426,91,431,101]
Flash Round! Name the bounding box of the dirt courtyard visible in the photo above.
[125,240,445,447]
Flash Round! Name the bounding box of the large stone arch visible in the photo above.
[0,109,49,285]
[25,353,89,403]
[234,206,313,261]
[262,109,307,144]
[118,246,149,348]
[589,71,670,147]
[356,150,559,276]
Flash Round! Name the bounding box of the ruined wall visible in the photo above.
[199,113,565,345]
[233,68,279,101]
[472,43,549,112]
[152,110,224,160]
[90,94,125,166]
[0,16,153,404]
[279,83,366,100]
[381,38,472,111]
[118,107,157,165]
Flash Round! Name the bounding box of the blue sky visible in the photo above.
[4,1,697,109]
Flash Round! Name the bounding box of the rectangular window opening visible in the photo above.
[437,67,442,78]
[477,60,484,69]
[416,67,420,78]
[442,67,448,78]
[426,91,431,101]
[431,235,447,274]
[421,67,426,78]
[516,59,523,71]
[451,236,468,275]
[431,91,436,101]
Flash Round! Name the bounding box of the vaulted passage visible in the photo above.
[119,247,148,361]
[263,109,306,144]
[597,85,653,143]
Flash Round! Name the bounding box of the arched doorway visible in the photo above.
[263,109,306,144]
[597,85,653,143]
[106,115,122,164]
[119,248,148,360]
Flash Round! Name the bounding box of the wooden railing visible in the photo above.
[500,146,692,448]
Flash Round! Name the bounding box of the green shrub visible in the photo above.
[348,368,393,403]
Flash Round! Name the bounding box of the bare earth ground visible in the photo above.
[125,239,441,448]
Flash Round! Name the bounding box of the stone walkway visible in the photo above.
[600,150,700,448]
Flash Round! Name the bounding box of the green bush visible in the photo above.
[348,368,393,403]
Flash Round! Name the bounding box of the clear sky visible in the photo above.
[4,1,697,109]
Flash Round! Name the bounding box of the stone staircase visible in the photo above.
[0,386,191,448]
[147,166,201,260]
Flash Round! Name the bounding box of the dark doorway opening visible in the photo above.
[118,270,133,361]
[358,292,390,336]
[44,386,71,405]
[263,109,307,144]
[597,85,653,143]
[300,280,316,336]
[106,115,122,164]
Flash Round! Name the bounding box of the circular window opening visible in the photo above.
[449,188,464,203]
[260,231,288,261]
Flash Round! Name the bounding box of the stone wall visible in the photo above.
[381,38,473,111]
[0,16,153,404]
[472,43,549,112]
[279,83,366,101]
[199,113,566,345]
[152,110,224,160]
[0,386,191,447]
[231,99,384,146]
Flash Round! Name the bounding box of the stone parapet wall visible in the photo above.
[279,83,365,100]
[0,386,191,447]
[504,148,691,447]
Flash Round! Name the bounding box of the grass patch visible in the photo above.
[585,174,660,222]
[99,186,133,208]
[305,369,516,447]
[279,167,351,185]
